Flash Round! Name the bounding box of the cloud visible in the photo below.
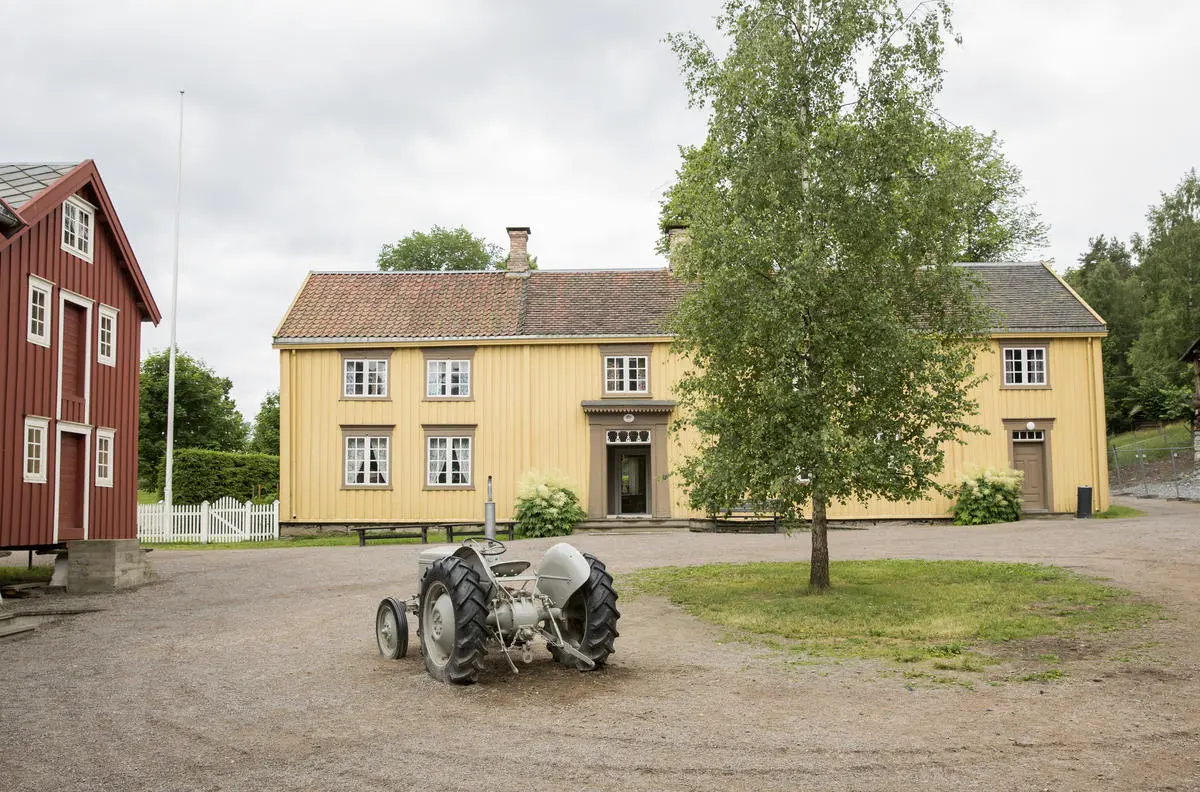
[3,0,1197,419]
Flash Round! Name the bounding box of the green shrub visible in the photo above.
[513,471,587,538]
[157,449,279,504]
[952,468,1024,525]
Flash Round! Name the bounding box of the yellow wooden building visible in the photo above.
[273,228,1108,529]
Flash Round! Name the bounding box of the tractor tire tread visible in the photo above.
[550,552,620,671]
[419,556,489,685]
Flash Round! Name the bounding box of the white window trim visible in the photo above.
[343,435,390,487]
[28,275,53,347]
[604,355,649,394]
[342,358,388,398]
[56,289,94,424]
[97,305,118,367]
[1003,346,1048,387]
[95,427,115,488]
[61,195,95,263]
[426,436,472,487]
[23,416,50,484]
[425,359,471,398]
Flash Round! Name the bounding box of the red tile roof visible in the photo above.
[274,269,686,341]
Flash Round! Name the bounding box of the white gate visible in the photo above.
[137,500,279,544]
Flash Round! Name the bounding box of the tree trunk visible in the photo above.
[809,493,830,592]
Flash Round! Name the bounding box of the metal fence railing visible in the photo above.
[1109,445,1198,501]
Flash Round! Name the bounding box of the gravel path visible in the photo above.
[2,497,1198,791]
[1113,469,1200,501]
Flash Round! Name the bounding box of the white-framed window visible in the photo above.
[426,359,471,398]
[344,435,389,486]
[28,275,53,347]
[61,196,94,262]
[98,305,118,367]
[95,428,115,487]
[1003,347,1047,386]
[427,436,471,486]
[1012,430,1045,442]
[605,355,648,393]
[23,417,50,484]
[343,358,388,398]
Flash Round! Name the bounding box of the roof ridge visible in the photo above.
[957,261,1045,267]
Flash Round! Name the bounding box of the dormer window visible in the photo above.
[61,196,94,262]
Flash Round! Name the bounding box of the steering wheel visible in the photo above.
[465,537,506,557]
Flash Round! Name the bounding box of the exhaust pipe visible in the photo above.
[485,475,496,541]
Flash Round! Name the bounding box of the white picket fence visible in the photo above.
[137,497,280,544]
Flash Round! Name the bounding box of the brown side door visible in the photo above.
[1012,441,1047,511]
[59,432,86,541]
[61,302,88,424]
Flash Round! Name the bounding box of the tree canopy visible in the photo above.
[377,225,504,271]
[139,350,248,488]
[663,0,1044,591]
[1066,170,1200,431]
[249,390,280,456]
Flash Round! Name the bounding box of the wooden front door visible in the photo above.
[608,446,650,515]
[59,432,86,541]
[1012,440,1048,511]
[61,301,88,424]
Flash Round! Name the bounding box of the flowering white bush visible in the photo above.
[513,471,587,538]
[952,467,1024,525]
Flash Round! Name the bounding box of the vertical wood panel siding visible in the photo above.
[279,333,1108,524]
[1,192,146,547]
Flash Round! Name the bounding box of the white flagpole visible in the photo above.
[164,91,184,517]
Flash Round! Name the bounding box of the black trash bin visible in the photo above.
[1076,485,1093,519]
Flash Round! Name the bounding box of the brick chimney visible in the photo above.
[506,226,531,276]
[665,224,690,267]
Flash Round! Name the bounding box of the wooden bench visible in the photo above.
[349,525,431,546]
[443,521,516,543]
[350,521,517,546]
[709,512,781,533]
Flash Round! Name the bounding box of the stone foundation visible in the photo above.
[66,540,154,594]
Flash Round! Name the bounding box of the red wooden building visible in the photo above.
[0,161,161,549]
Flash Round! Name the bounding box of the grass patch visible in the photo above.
[0,566,53,584]
[1108,421,1191,465]
[627,560,1160,668]
[1091,504,1146,519]
[1108,421,1191,451]
[138,490,160,504]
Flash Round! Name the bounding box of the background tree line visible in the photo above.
[1065,169,1199,433]
[138,349,279,493]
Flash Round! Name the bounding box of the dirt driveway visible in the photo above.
[2,497,1198,791]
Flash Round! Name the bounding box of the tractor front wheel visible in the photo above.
[550,553,620,671]
[418,556,490,684]
[376,597,408,659]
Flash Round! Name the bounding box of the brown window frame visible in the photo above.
[422,347,476,402]
[599,344,652,398]
[340,425,394,490]
[999,341,1051,390]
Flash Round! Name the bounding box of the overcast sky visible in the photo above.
[3,1,1198,422]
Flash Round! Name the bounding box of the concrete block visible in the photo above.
[66,540,154,594]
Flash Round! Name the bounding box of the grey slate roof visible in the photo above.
[961,262,1105,334]
[0,162,81,209]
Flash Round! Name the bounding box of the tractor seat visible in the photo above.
[489,560,532,577]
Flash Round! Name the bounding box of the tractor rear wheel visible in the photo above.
[418,556,489,684]
[550,553,620,671]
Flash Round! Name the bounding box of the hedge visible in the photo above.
[157,449,280,504]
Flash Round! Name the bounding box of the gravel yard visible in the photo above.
[2,496,1198,792]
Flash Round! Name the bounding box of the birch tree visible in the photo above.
[664,0,1045,590]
